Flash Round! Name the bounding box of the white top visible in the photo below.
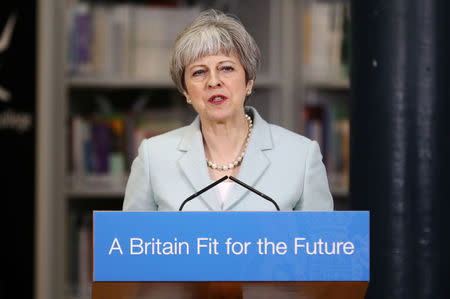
[214,182,235,209]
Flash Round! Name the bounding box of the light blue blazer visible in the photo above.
[123,107,333,211]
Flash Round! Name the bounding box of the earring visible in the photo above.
[186,98,192,104]
[246,89,252,96]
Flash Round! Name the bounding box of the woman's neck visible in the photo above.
[201,113,249,165]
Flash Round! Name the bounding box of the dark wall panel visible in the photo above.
[0,2,36,298]
[351,0,450,298]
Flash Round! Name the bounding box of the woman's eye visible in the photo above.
[221,66,234,72]
[192,70,205,76]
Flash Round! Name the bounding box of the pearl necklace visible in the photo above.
[206,114,253,171]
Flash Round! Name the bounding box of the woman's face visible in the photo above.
[183,52,253,124]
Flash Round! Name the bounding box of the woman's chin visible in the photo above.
[203,109,237,124]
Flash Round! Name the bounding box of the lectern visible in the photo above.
[92,212,369,299]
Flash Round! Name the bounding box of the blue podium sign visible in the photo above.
[93,211,369,282]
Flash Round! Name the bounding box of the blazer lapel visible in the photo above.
[223,107,273,210]
[177,117,221,211]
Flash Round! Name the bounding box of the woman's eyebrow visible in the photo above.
[188,60,236,70]
[218,60,236,65]
[188,64,207,70]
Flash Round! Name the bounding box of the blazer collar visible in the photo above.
[177,116,220,211]
[224,107,273,210]
[177,107,273,211]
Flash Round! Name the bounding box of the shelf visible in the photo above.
[328,173,349,198]
[330,183,349,198]
[66,174,348,199]
[66,75,281,89]
[66,175,127,198]
[304,76,350,90]
[67,76,174,89]
[254,76,282,87]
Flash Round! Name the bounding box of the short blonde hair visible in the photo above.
[170,9,261,93]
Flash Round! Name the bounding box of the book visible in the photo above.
[91,119,111,173]
[91,4,110,76]
[77,213,92,297]
[73,3,92,75]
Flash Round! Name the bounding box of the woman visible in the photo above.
[123,9,333,211]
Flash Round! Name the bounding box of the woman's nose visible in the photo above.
[207,72,222,88]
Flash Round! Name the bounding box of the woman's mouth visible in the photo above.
[208,95,228,105]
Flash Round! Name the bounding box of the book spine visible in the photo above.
[74,3,92,75]
[66,3,78,75]
[72,116,86,175]
[77,214,91,297]
[91,5,108,76]
[91,120,111,173]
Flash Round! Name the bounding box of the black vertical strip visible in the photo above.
[351,1,413,297]
[432,0,450,297]
[351,0,450,298]
[0,2,35,298]
[411,2,434,297]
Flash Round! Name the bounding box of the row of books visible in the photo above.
[302,1,351,81]
[303,104,350,189]
[70,110,185,177]
[66,1,201,79]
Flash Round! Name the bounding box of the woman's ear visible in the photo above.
[246,79,254,95]
[183,91,192,104]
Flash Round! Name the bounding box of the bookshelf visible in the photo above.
[36,0,351,298]
[68,75,283,89]
[305,77,350,90]
[300,0,351,204]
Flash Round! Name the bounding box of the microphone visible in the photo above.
[228,176,280,211]
[179,175,229,211]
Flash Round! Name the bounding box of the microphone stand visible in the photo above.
[229,176,280,211]
[179,175,229,211]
